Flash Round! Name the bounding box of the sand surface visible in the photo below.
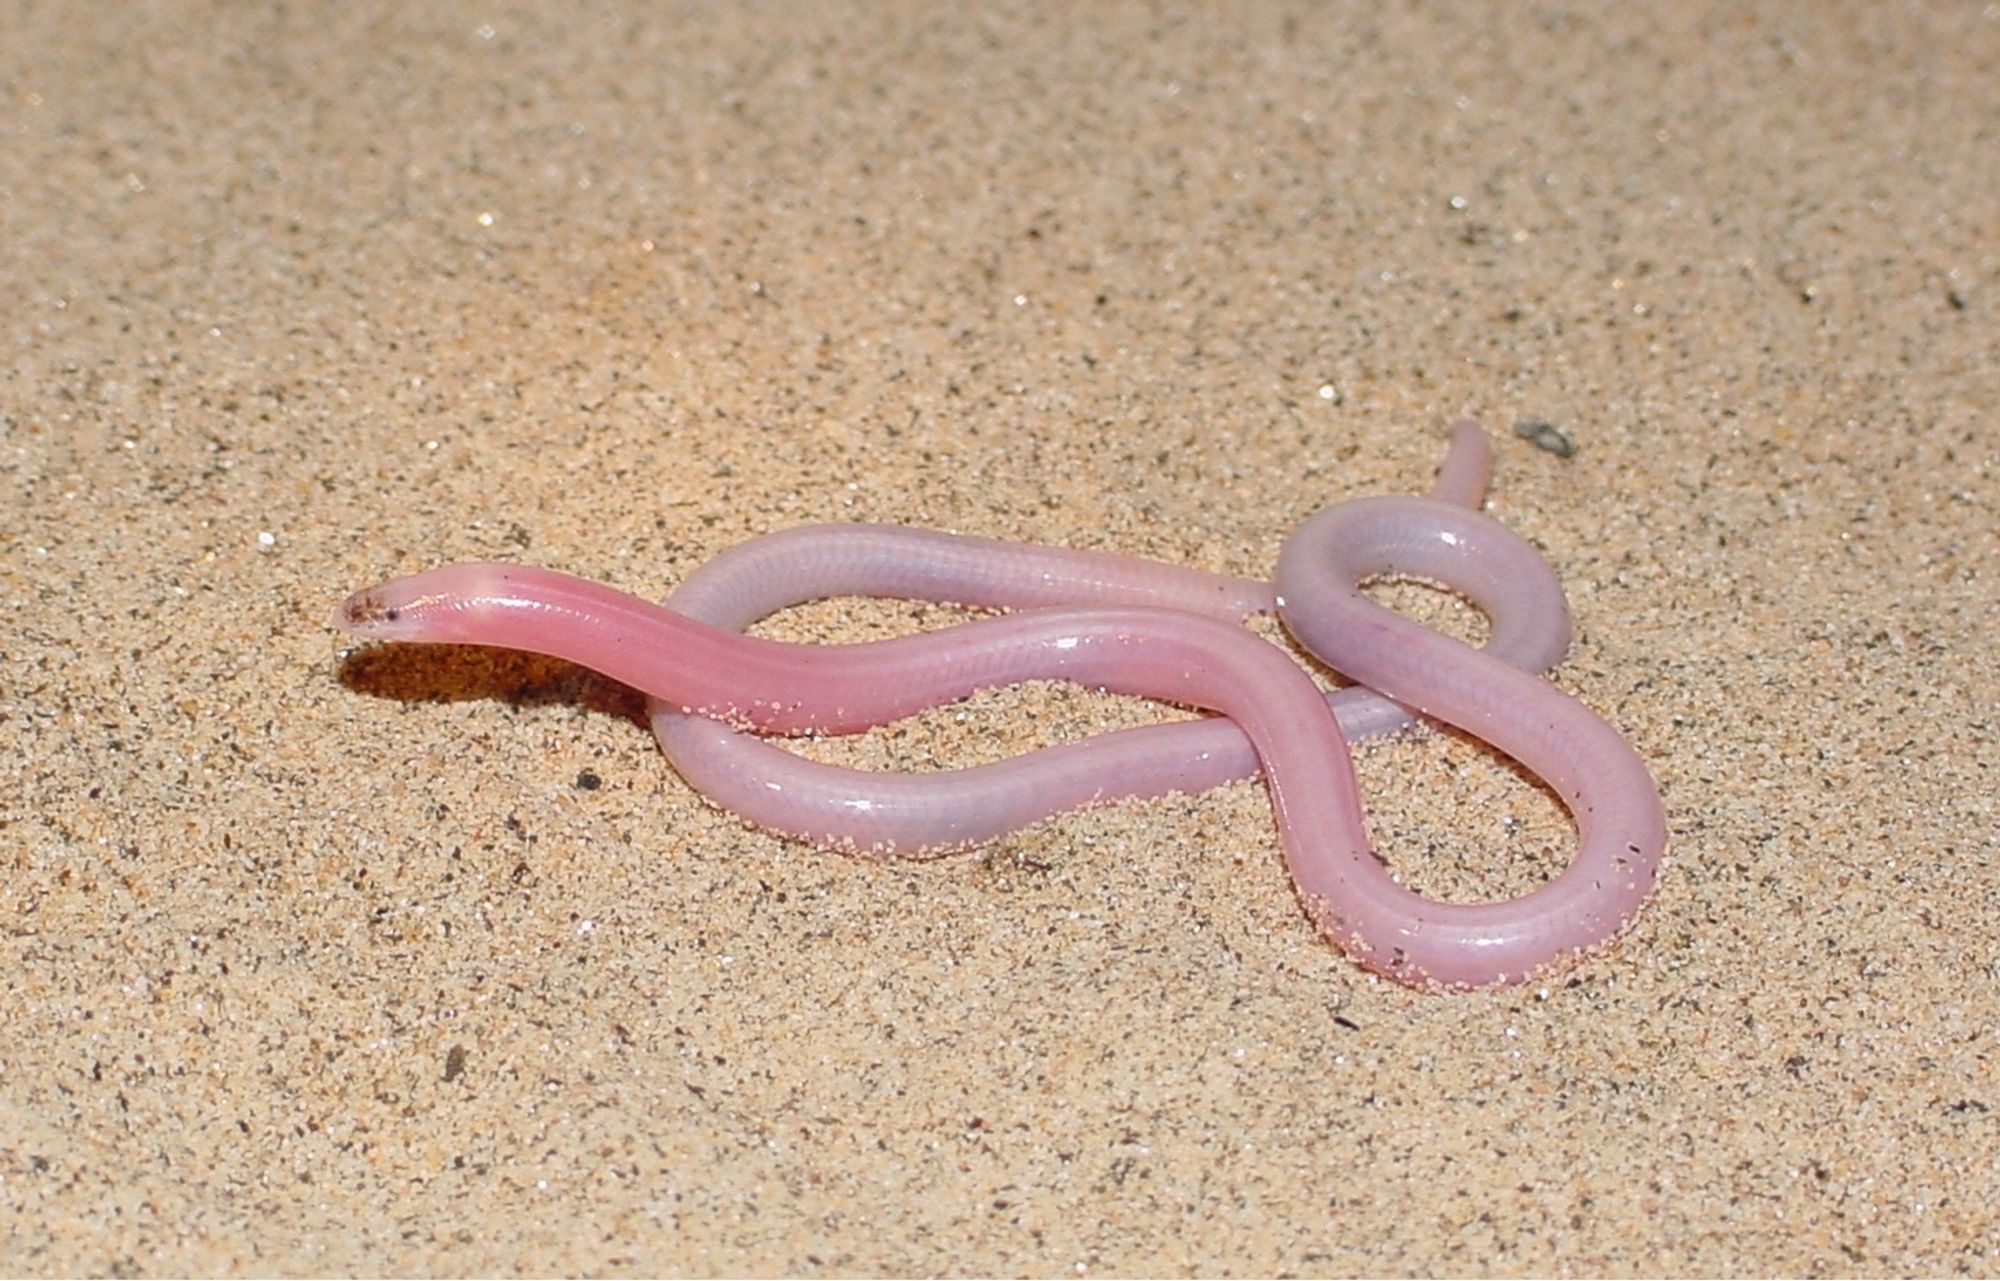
[3,3,1996,1275]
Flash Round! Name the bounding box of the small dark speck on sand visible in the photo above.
[1514,419,1576,458]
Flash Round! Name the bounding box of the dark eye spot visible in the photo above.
[385,608,400,622]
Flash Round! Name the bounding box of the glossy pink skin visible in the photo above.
[652,423,1571,853]
[1273,496,1665,983]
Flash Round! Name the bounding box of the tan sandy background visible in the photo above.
[3,2,1996,1275]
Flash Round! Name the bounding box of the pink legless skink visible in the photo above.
[332,424,1666,988]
